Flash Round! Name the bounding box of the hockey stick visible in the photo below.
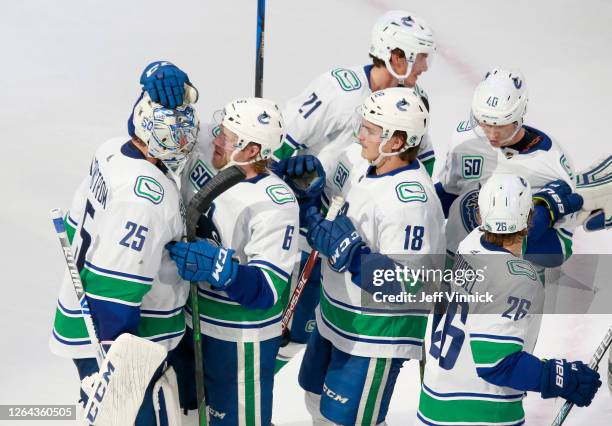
[184,165,246,426]
[281,196,344,338]
[550,325,612,426]
[50,209,105,366]
[254,0,266,97]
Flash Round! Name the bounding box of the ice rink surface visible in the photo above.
[0,0,610,424]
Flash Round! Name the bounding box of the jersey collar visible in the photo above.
[479,235,513,254]
[120,141,169,174]
[502,125,552,156]
[366,160,420,178]
[243,173,268,184]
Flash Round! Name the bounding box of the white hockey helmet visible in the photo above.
[218,97,285,165]
[369,11,436,83]
[358,87,429,165]
[478,173,533,234]
[471,68,528,128]
[132,92,200,176]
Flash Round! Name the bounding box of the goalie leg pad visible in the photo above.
[80,333,168,426]
[152,366,182,426]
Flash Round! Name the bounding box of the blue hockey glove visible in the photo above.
[305,207,364,273]
[272,155,326,199]
[140,61,189,108]
[582,210,612,232]
[540,359,601,407]
[533,180,583,224]
[166,240,238,289]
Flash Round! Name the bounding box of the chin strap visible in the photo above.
[384,59,413,86]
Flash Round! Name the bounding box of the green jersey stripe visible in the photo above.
[53,308,88,339]
[138,311,186,338]
[361,358,387,424]
[63,215,76,245]
[320,292,427,339]
[470,340,523,366]
[81,267,151,304]
[244,342,256,426]
[419,388,525,424]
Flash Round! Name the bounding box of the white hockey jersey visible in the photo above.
[279,65,436,175]
[182,132,300,342]
[316,160,446,359]
[417,228,544,426]
[50,137,188,359]
[441,124,576,256]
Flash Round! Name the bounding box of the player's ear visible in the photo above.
[247,142,262,161]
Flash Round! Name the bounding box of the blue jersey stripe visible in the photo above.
[58,299,83,316]
[418,150,435,160]
[248,260,290,281]
[52,329,92,346]
[470,333,524,344]
[140,306,184,316]
[150,331,184,343]
[185,305,281,329]
[422,383,524,400]
[84,261,154,283]
[323,288,429,315]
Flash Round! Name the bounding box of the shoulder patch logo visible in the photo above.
[333,162,350,190]
[462,155,484,179]
[456,120,472,132]
[331,68,362,92]
[460,189,480,232]
[506,260,538,281]
[266,184,296,205]
[395,182,428,203]
[559,155,573,179]
[211,125,221,138]
[134,176,164,204]
[189,159,216,191]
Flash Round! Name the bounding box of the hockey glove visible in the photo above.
[540,358,601,407]
[166,240,238,290]
[305,206,364,273]
[272,155,326,227]
[272,155,326,199]
[140,61,195,108]
[575,154,612,231]
[533,180,583,224]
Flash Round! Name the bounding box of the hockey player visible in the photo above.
[417,173,602,425]
[435,68,585,267]
[272,10,439,373]
[298,87,445,425]
[50,92,199,424]
[166,97,300,425]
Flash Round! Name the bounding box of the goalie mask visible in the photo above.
[131,93,200,177]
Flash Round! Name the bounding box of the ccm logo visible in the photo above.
[85,361,116,423]
[212,248,229,281]
[323,383,349,404]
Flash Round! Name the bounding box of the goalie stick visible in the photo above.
[50,208,105,366]
[281,196,344,338]
[185,165,246,426]
[551,325,612,426]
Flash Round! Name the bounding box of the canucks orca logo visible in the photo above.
[401,16,414,27]
[460,189,480,232]
[519,176,528,188]
[258,111,271,125]
[512,76,523,89]
[396,98,409,111]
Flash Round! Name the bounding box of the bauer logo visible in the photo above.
[266,184,296,205]
[395,182,427,203]
[134,176,164,204]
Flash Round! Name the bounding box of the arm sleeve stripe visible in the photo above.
[247,260,290,281]
[67,215,78,227]
[83,260,154,283]
[418,150,435,159]
[57,300,83,316]
[421,383,524,400]
[285,134,306,149]
[198,287,240,304]
[52,329,91,346]
[470,333,524,344]
[140,306,184,316]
